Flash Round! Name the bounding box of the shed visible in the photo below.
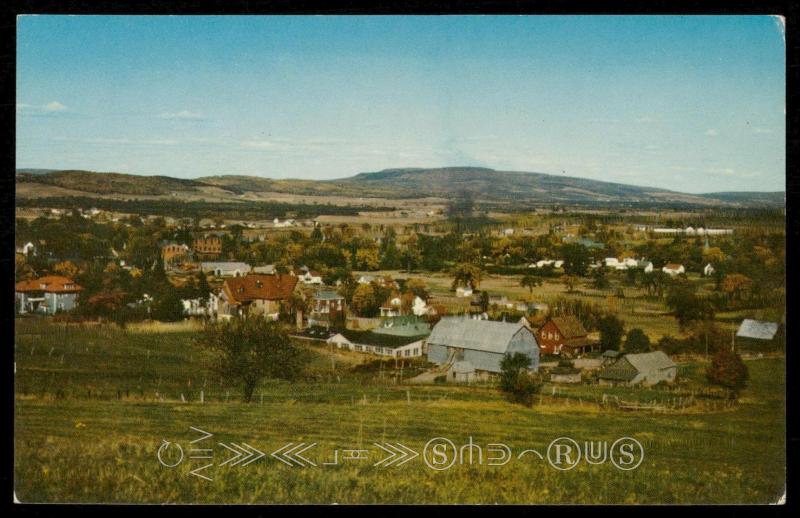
[598,351,677,387]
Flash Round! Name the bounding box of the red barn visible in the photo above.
[536,316,598,357]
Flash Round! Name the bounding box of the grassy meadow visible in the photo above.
[14,318,785,504]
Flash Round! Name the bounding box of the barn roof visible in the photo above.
[548,316,588,339]
[624,351,676,372]
[427,317,529,354]
[736,319,779,340]
[598,357,638,381]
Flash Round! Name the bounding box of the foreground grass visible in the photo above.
[14,320,785,504]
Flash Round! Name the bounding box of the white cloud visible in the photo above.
[158,110,204,120]
[704,129,719,137]
[43,101,67,112]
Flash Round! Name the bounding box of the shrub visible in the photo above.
[499,352,543,407]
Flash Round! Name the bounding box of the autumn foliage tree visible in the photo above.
[706,348,749,398]
[451,262,483,290]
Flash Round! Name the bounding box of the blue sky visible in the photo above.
[17,15,785,192]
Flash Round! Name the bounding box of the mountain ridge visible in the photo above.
[15,167,784,207]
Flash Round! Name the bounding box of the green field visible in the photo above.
[14,319,785,504]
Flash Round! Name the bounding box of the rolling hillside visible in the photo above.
[16,167,785,207]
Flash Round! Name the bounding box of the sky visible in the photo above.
[17,15,785,193]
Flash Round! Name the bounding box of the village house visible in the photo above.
[536,316,598,356]
[529,259,564,269]
[598,351,677,387]
[16,241,37,257]
[297,270,323,285]
[638,260,654,273]
[192,236,223,259]
[380,295,403,317]
[215,273,299,321]
[200,262,252,277]
[273,218,295,228]
[357,274,376,285]
[426,317,540,382]
[703,263,716,276]
[662,263,685,276]
[308,289,346,328]
[455,285,473,298]
[15,276,83,315]
[181,298,209,317]
[252,264,276,274]
[161,242,190,267]
[411,295,432,316]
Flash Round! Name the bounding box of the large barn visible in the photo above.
[426,317,540,381]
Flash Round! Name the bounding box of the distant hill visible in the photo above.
[16,167,785,207]
[16,168,58,175]
[16,170,211,196]
[699,191,785,206]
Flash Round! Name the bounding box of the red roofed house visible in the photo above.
[216,274,299,321]
[15,276,83,315]
[536,316,598,357]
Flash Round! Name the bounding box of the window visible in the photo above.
[404,349,410,357]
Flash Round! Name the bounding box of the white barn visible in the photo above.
[426,318,540,380]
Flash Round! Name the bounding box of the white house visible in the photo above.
[298,270,323,285]
[412,296,432,317]
[604,257,621,268]
[252,264,276,274]
[703,263,715,276]
[200,262,252,277]
[638,260,654,273]
[16,241,37,256]
[662,263,685,276]
[357,275,376,285]
[182,298,209,317]
[273,218,295,228]
[530,259,564,269]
